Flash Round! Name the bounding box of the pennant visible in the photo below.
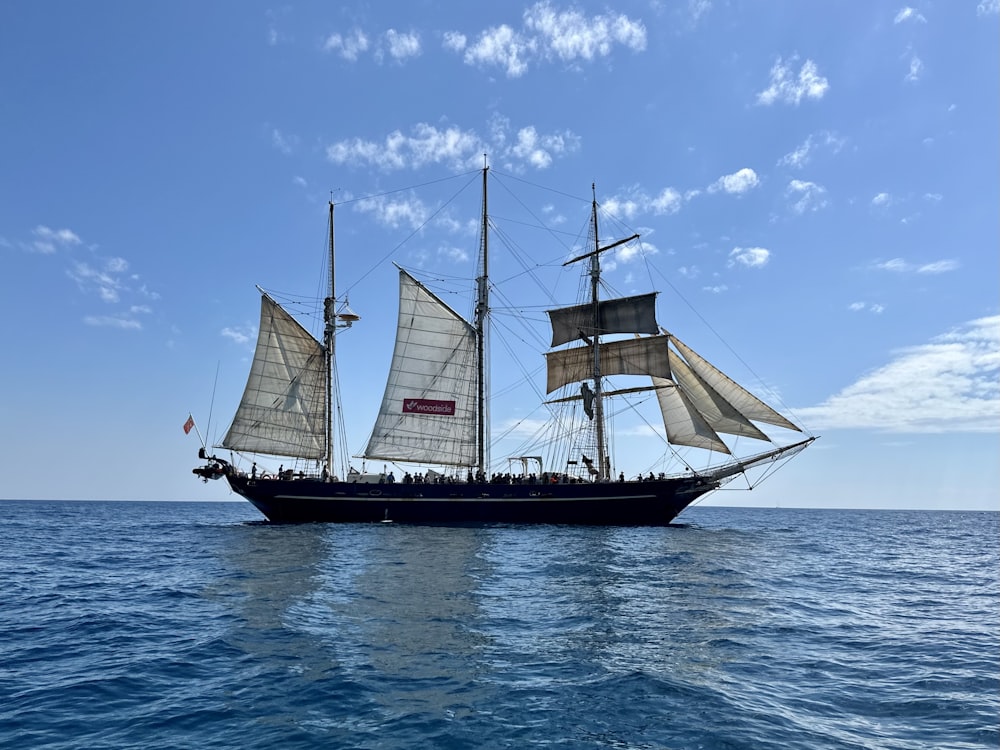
[183,415,195,435]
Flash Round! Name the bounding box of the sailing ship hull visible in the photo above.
[226,474,718,525]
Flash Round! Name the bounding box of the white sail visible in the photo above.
[653,377,731,454]
[669,334,801,431]
[667,348,771,441]
[363,270,478,466]
[548,293,659,347]
[545,335,672,393]
[221,294,328,459]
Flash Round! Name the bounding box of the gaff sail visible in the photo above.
[221,294,328,459]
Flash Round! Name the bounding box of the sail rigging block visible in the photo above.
[547,293,659,347]
[545,335,672,393]
[221,295,328,459]
[363,270,479,466]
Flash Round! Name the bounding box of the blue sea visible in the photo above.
[1,501,996,749]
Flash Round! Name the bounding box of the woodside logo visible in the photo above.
[402,398,456,416]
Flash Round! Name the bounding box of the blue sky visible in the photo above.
[2,1,997,510]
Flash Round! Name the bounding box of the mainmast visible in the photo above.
[589,185,608,481]
[323,200,336,479]
[474,164,490,476]
[558,190,639,482]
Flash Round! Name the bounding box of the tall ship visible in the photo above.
[193,166,814,523]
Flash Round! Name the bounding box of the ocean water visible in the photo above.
[0,501,996,750]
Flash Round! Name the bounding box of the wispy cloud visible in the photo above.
[707,167,759,195]
[728,246,770,268]
[904,55,924,83]
[67,258,130,303]
[30,225,81,254]
[379,29,421,63]
[221,325,256,346]
[977,0,999,16]
[849,301,885,314]
[756,56,829,106]
[872,257,959,274]
[84,315,142,330]
[354,192,432,230]
[602,186,683,220]
[323,29,370,61]
[447,1,646,78]
[777,131,845,168]
[326,118,579,172]
[797,315,1000,433]
[894,7,927,23]
[271,128,297,155]
[786,180,828,213]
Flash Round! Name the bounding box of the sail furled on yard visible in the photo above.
[221,294,328,459]
[363,270,478,466]
[548,293,659,346]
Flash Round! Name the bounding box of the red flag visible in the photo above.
[183,415,195,435]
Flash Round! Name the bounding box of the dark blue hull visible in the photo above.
[226,474,717,524]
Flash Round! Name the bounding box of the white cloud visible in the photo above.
[873,257,959,274]
[84,315,142,330]
[728,246,770,268]
[777,131,845,168]
[703,284,728,293]
[326,119,579,172]
[511,125,576,168]
[905,55,924,83]
[797,316,1000,433]
[756,56,829,106]
[689,0,712,23]
[849,301,885,313]
[354,193,431,230]
[438,245,469,263]
[916,259,959,273]
[871,192,892,207]
[651,187,683,214]
[977,0,999,16]
[451,1,646,78]
[442,31,466,52]
[602,185,684,219]
[708,167,759,195]
[271,128,296,155]
[382,29,421,62]
[30,225,82,254]
[323,29,370,61]
[221,326,255,346]
[894,7,927,23]
[67,258,130,303]
[786,180,828,213]
[327,123,480,170]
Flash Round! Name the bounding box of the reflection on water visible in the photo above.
[208,519,769,738]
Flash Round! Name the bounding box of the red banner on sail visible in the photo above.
[402,399,456,416]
